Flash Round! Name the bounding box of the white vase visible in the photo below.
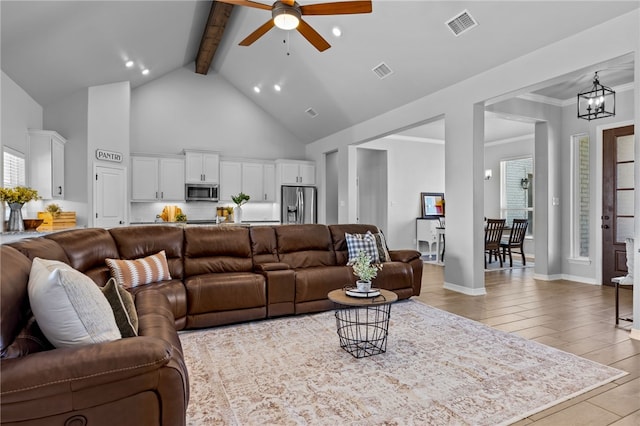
[356,280,371,292]
[234,206,242,224]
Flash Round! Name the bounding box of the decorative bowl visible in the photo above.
[23,219,44,230]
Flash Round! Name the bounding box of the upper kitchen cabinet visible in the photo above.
[28,130,66,199]
[219,160,242,201]
[185,150,219,184]
[219,160,276,202]
[276,160,315,185]
[242,162,276,202]
[131,155,185,201]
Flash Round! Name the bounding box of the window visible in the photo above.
[500,157,533,236]
[3,147,26,187]
[571,134,590,259]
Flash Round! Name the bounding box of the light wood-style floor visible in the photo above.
[415,263,640,426]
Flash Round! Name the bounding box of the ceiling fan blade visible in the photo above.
[300,1,372,15]
[297,19,331,52]
[239,19,275,46]
[215,0,272,11]
[281,0,296,6]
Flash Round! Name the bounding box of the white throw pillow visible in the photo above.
[28,258,121,348]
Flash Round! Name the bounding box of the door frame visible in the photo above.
[595,120,634,285]
[92,162,128,228]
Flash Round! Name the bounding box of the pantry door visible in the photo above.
[94,164,127,228]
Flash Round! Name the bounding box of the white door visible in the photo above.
[95,164,127,228]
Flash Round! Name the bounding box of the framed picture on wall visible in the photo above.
[421,192,445,218]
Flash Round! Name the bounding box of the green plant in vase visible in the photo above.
[351,250,383,292]
[231,192,250,223]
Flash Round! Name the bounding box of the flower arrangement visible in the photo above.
[351,250,383,282]
[0,186,41,204]
[231,192,250,207]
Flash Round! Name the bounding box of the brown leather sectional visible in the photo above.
[0,223,422,425]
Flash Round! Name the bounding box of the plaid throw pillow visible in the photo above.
[105,250,171,289]
[345,232,380,265]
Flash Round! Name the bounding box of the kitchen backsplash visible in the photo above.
[130,202,279,223]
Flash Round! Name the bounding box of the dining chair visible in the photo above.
[500,219,528,267]
[485,219,506,268]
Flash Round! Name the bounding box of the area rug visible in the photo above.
[180,300,627,425]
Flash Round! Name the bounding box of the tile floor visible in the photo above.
[415,263,640,425]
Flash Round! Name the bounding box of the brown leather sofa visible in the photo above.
[1,223,422,425]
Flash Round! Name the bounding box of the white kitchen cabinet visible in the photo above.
[131,155,185,201]
[262,163,276,202]
[185,150,219,184]
[242,162,263,201]
[28,130,66,199]
[219,161,242,201]
[276,160,315,185]
[220,160,276,202]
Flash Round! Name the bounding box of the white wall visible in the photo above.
[130,65,305,160]
[307,9,639,294]
[87,81,131,227]
[360,138,445,249]
[44,89,89,225]
[1,71,44,221]
[1,72,43,156]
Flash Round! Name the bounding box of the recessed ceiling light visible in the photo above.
[332,26,342,37]
[142,69,150,76]
[274,84,281,92]
[125,60,134,68]
[253,86,261,93]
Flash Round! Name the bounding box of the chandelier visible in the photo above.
[577,72,615,121]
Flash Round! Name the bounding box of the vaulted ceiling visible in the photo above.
[1,1,637,145]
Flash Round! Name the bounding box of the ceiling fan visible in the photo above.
[216,0,372,52]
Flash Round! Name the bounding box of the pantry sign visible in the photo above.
[96,149,123,163]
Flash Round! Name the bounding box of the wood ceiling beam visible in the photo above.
[195,1,234,75]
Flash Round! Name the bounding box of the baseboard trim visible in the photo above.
[560,274,599,285]
[533,273,564,281]
[630,328,640,341]
[444,282,487,296]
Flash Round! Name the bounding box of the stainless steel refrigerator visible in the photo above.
[281,185,317,224]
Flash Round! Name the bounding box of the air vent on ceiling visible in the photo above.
[372,62,393,79]
[305,107,319,118]
[446,9,478,36]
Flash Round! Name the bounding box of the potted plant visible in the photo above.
[46,203,62,218]
[231,192,250,224]
[351,250,383,292]
[0,186,41,232]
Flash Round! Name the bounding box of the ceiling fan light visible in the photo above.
[273,2,301,30]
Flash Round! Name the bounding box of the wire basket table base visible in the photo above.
[334,303,393,358]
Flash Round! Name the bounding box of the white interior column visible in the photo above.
[443,102,486,295]
[631,41,640,341]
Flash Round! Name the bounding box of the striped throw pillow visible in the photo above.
[105,250,171,289]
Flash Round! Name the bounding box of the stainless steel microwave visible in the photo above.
[185,183,218,202]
